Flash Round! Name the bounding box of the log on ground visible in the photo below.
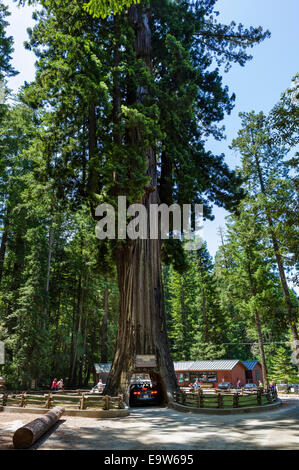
[13,406,65,449]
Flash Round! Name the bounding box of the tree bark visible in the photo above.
[181,280,187,358]
[43,219,54,329]
[104,4,178,403]
[101,283,109,363]
[105,233,177,402]
[13,407,64,449]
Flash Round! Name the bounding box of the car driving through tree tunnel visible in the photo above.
[129,380,163,406]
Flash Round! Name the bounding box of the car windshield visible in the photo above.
[218,383,230,387]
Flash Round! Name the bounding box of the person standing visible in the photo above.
[258,380,264,390]
[96,378,103,392]
[51,378,57,390]
[57,378,64,390]
[270,380,277,397]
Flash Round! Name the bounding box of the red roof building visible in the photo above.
[174,360,262,387]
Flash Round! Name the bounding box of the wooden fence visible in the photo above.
[173,389,277,409]
[0,392,124,411]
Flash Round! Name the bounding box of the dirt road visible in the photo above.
[0,397,298,450]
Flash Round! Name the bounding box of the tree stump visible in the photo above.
[13,406,64,449]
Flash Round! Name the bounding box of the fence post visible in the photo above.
[80,394,86,410]
[45,393,52,409]
[233,393,239,408]
[3,393,8,406]
[20,393,26,408]
[217,393,223,409]
[197,390,201,408]
[182,391,186,406]
[257,390,262,405]
[104,395,110,410]
[199,390,204,408]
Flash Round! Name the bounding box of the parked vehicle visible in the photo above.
[129,382,162,406]
[216,382,233,391]
[242,383,258,393]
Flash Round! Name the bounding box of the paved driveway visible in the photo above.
[1,397,299,450]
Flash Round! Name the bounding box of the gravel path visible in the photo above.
[1,397,299,450]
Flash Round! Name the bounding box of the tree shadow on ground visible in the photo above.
[33,400,299,450]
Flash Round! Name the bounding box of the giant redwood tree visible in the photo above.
[22,0,269,401]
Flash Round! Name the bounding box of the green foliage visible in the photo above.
[84,0,140,18]
[268,346,298,384]
[269,74,299,148]
[0,102,119,388]
[0,0,274,386]
[0,3,17,82]
[165,244,227,361]
[0,3,18,121]
[231,110,298,305]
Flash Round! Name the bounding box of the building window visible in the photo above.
[178,373,184,384]
[184,373,190,382]
[190,372,217,383]
[207,373,217,382]
[255,370,260,381]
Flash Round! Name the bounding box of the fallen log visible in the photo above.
[13,406,64,449]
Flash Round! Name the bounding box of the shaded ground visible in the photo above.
[0,397,299,450]
[0,412,43,450]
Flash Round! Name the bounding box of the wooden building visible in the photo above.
[241,361,263,384]
[93,363,112,384]
[94,359,263,388]
[174,360,260,387]
[93,363,150,385]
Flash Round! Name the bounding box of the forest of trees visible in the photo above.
[0,0,298,394]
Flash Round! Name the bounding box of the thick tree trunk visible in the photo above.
[43,219,54,329]
[67,293,76,388]
[104,5,177,403]
[101,283,109,363]
[71,272,85,386]
[105,233,178,402]
[181,280,187,358]
[13,407,64,449]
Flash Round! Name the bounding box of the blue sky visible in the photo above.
[4,0,299,257]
